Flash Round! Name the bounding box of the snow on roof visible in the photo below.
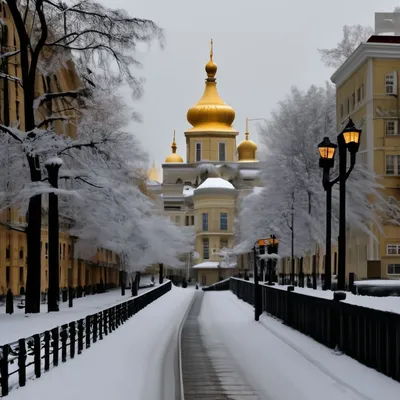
[240,169,259,179]
[183,185,194,197]
[193,261,220,269]
[196,177,235,191]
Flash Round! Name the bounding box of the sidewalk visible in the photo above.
[199,291,400,400]
[0,286,154,345]
[8,285,194,400]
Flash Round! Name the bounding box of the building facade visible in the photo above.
[0,4,120,297]
[331,34,400,280]
[148,42,261,286]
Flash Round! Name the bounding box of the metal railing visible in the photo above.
[230,278,400,383]
[0,281,172,397]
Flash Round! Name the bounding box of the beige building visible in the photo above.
[0,3,120,297]
[148,42,261,286]
[331,34,400,280]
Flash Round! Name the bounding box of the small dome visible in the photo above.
[196,177,235,190]
[165,130,184,163]
[238,118,258,162]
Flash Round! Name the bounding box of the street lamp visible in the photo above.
[318,137,337,291]
[317,118,361,291]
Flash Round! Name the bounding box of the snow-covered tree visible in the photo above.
[319,25,373,68]
[236,83,399,259]
[0,0,162,312]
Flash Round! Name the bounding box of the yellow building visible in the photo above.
[0,4,120,296]
[331,33,400,280]
[148,41,261,285]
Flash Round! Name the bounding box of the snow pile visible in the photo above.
[196,177,235,190]
[193,261,219,269]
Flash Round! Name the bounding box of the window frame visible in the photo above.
[195,142,202,162]
[203,238,210,260]
[385,120,398,136]
[218,141,226,162]
[385,72,397,95]
[385,155,400,175]
[387,244,400,255]
[387,263,400,275]
[202,212,208,231]
[220,212,228,231]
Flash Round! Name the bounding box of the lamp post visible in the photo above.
[318,137,337,291]
[45,158,63,312]
[317,118,361,291]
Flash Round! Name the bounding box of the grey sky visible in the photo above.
[100,0,398,177]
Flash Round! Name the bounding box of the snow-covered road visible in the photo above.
[199,291,400,400]
[8,286,194,400]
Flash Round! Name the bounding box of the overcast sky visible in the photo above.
[99,0,398,177]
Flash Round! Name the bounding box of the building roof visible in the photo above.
[196,177,235,190]
[148,161,160,182]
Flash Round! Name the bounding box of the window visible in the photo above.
[219,142,226,161]
[195,142,202,162]
[185,216,189,226]
[68,244,71,258]
[387,244,400,255]
[340,104,343,118]
[19,267,23,283]
[388,264,400,275]
[59,244,62,259]
[361,84,364,99]
[220,212,228,231]
[175,215,181,224]
[385,72,397,95]
[385,120,398,135]
[386,155,400,175]
[15,81,18,99]
[45,243,48,259]
[346,98,350,115]
[63,243,66,259]
[19,248,23,259]
[6,267,10,286]
[191,216,195,225]
[6,247,10,259]
[352,93,355,109]
[357,87,361,103]
[202,213,208,231]
[220,239,228,250]
[15,100,19,121]
[203,238,210,260]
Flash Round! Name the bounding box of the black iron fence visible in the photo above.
[0,281,172,397]
[230,278,400,383]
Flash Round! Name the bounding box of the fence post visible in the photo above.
[86,316,91,348]
[99,311,103,340]
[331,291,346,351]
[77,319,84,354]
[44,331,50,371]
[33,334,41,378]
[109,308,113,332]
[1,345,9,396]
[69,322,76,359]
[299,257,304,288]
[18,338,26,387]
[104,310,108,336]
[93,314,98,343]
[51,328,59,367]
[61,324,68,362]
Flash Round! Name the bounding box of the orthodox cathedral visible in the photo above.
[148,41,261,285]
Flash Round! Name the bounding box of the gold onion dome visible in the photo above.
[186,40,236,132]
[238,118,258,162]
[148,160,160,182]
[165,130,184,163]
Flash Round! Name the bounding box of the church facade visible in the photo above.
[148,42,261,286]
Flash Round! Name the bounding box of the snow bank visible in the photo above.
[354,279,400,287]
[200,291,400,400]
[8,286,194,400]
[273,284,400,314]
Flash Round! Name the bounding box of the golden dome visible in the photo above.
[238,118,258,162]
[186,40,236,133]
[148,160,160,182]
[165,130,184,163]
